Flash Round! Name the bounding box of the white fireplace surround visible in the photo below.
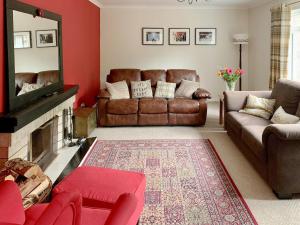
[4,96,75,164]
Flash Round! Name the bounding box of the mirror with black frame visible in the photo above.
[6,0,64,112]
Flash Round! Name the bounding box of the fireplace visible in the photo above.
[0,96,75,169]
[30,117,59,170]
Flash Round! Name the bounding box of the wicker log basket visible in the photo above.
[0,158,52,209]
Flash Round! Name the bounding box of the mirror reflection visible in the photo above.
[13,10,59,96]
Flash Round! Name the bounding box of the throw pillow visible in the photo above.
[106,80,130,100]
[239,95,276,120]
[175,80,200,98]
[245,95,276,113]
[271,106,300,124]
[239,108,273,120]
[18,83,43,96]
[155,81,176,99]
[131,80,153,98]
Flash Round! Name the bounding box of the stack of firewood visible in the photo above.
[0,158,52,209]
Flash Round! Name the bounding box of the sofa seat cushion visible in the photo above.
[82,207,110,225]
[169,99,199,114]
[107,99,138,115]
[226,111,271,134]
[241,126,267,162]
[139,98,167,114]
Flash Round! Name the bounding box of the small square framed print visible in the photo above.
[36,29,57,48]
[169,28,190,45]
[195,28,217,45]
[14,31,32,49]
[142,28,164,45]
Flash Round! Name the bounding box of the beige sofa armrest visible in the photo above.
[263,124,300,143]
[224,91,272,112]
[97,89,111,99]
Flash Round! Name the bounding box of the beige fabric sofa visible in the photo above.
[224,79,300,199]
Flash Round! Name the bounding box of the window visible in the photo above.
[289,9,300,81]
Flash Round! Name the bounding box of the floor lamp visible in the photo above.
[233,34,248,91]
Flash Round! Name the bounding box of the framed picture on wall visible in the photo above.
[14,31,32,49]
[169,28,190,45]
[36,29,57,48]
[142,28,164,45]
[195,28,217,45]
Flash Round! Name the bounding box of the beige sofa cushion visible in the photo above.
[175,80,200,98]
[131,80,153,99]
[271,106,300,124]
[106,80,130,100]
[239,95,276,119]
[155,81,176,99]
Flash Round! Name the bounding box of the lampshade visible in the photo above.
[233,34,248,45]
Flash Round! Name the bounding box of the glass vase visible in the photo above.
[225,80,237,91]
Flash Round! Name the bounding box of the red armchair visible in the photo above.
[0,181,139,225]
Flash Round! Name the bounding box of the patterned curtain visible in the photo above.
[270,5,291,89]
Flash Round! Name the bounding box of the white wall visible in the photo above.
[248,0,300,90]
[101,7,249,99]
[13,11,59,73]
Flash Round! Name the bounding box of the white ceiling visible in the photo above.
[96,0,274,8]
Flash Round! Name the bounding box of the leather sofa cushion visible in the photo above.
[15,73,37,89]
[141,70,166,87]
[167,69,198,86]
[226,111,271,134]
[169,99,199,114]
[139,98,167,114]
[37,70,59,86]
[271,79,300,115]
[242,126,267,162]
[107,99,138,114]
[139,114,168,125]
[169,113,202,125]
[107,69,141,87]
[106,114,138,126]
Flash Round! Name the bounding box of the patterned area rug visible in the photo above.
[82,139,257,225]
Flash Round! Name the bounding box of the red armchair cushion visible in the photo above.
[53,167,146,208]
[53,167,146,225]
[0,181,25,225]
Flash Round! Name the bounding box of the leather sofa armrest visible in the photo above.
[224,91,272,112]
[97,89,111,99]
[263,124,300,143]
[104,193,138,225]
[193,88,211,100]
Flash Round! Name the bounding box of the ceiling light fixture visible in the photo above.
[177,0,208,5]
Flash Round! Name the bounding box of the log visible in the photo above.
[5,158,43,178]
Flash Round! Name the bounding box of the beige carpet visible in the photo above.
[88,102,300,225]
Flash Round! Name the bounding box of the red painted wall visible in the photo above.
[0,0,100,113]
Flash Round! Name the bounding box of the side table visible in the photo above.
[219,94,224,125]
[74,107,97,138]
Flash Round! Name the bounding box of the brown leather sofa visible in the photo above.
[98,69,211,127]
[224,79,300,199]
[15,70,59,95]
